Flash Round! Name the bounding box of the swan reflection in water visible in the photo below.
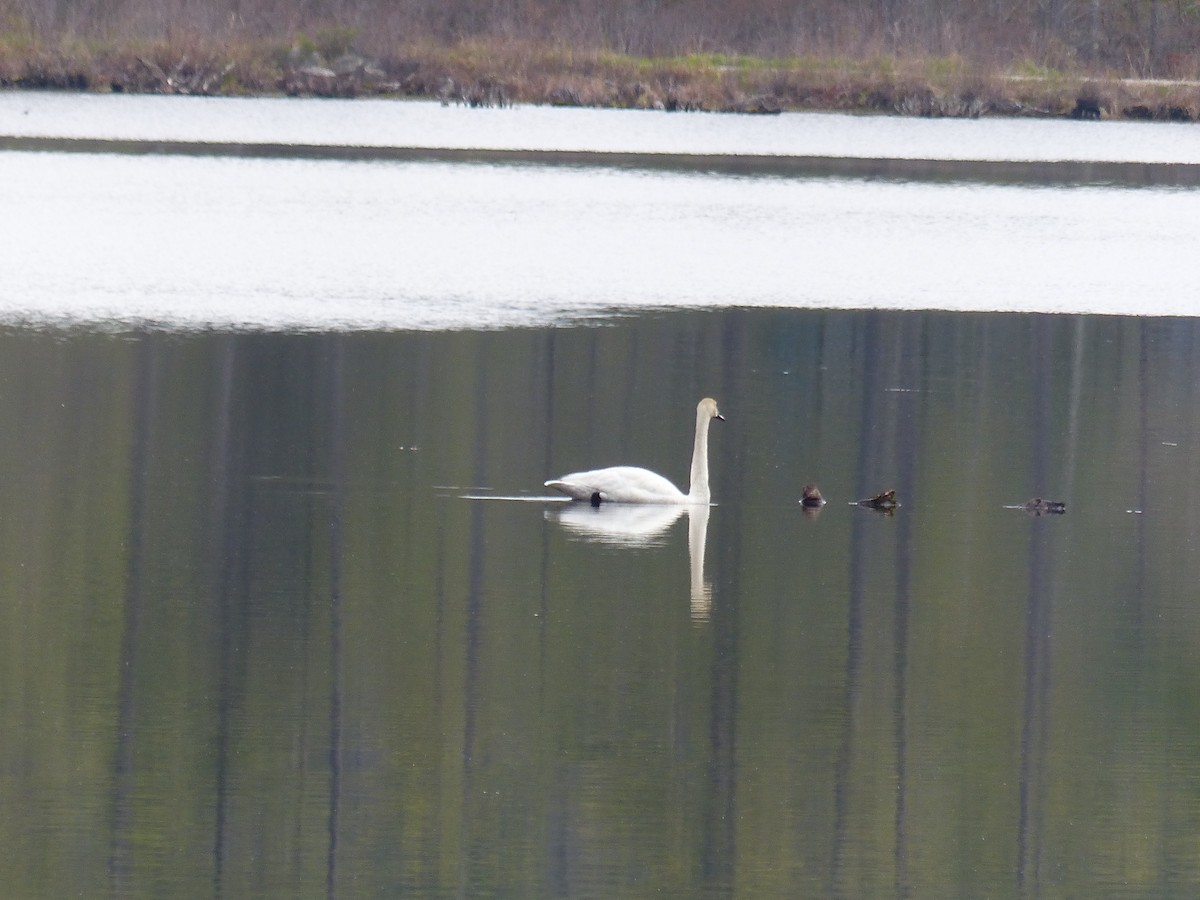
[545,502,713,621]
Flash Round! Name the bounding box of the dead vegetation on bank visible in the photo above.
[2,34,1199,121]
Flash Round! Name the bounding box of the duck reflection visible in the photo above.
[545,503,713,621]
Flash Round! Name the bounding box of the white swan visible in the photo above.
[545,398,723,504]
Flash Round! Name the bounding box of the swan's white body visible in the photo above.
[545,398,723,505]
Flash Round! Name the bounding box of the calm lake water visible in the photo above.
[3,94,1200,897]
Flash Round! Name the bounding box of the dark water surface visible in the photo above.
[3,308,1200,897]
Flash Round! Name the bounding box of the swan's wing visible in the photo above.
[545,466,686,503]
[544,479,597,502]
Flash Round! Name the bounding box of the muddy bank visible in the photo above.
[5,135,1199,187]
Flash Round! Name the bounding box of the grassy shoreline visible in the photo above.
[3,35,1199,121]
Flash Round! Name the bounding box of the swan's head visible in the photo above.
[699,398,724,422]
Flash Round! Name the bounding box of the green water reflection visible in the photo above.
[2,310,1200,897]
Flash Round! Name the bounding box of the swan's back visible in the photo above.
[545,466,688,504]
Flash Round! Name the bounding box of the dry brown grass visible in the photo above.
[1,28,1197,120]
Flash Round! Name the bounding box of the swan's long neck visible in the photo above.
[688,408,712,503]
